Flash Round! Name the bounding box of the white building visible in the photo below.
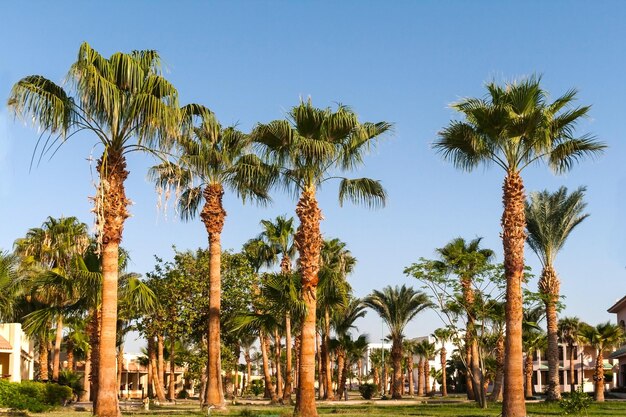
[0,323,34,382]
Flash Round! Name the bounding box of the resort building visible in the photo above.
[0,323,34,382]
[608,295,626,389]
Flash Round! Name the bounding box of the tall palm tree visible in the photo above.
[332,297,367,399]
[8,43,181,417]
[150,108,273,409]
[580,322,624,402]
[558,317,585,393]
[434,76,605,417]
[364,285,432,399]
[434,237,493,402]
[522,331,546,399]
[419,340,437,395]
[253,99,390,417]
[255,216,297,401]
[525,186,589,400]
[403,339,416,395]
[432,328,453,396]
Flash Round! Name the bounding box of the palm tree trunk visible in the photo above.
[336,349,346,399]
[424,361,430,395]
[417,360,424,396]
[501,172,527,417]
[168,337,176,401]
[94,151,128,417]
[88,308,100,404]
[149,336,166,402]
[323,309,334,400]
[524,354,533,398]
[81,352,91,402]
[52,316,63,381]
[233,343,241,397]
[407,355,414,396]
[117,345,124,397]
[147,357,153,399]
[283,312,293,402]
[489,334,504,401]
[294,187,322,417]
[66,340,74,372]
[201,184,226,409]
[594,350,604,401]
[569,343,575,393]
[157,334,165,395]
[462,277,476,401]
[38,336,49,381]
[539,265,561,401]
[294,334,300,390]
[274,329,284,400]
[340,358,349,400]
[245,350,252,394]
[317,332,324,399]
[440,347,447,396]
[390,340,403,399]
[260,330,278,403]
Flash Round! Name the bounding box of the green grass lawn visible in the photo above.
[8,399,626,417]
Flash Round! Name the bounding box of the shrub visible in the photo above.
[250,379,264,396]
[44,383,72,405]
[58,369,84,399]
[0,380,72,412]
[177,389,189,399]
[559,386,592,415]
[358,383,379,400]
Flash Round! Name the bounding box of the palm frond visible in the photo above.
[338,177,387,208]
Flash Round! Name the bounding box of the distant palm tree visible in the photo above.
[523,331,547,399]
[558,317,586,393]
[151,107,273,409]
[580,322,624,401]
[364,285,432,399]
[253,100,390,416]
[526,186,589,400]
[435,76,604,417]
[332,297,367,399]
[435,237,493,402]
[433,328,453,396]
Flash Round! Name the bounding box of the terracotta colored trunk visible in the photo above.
[424,361,430,394]
[157,334,165,393]
[149,336,166,402]
[66,341,74,372]
[490,334,504,401]
[294,188,322,417]
[81,355,91,402]
[407,355,414,395]
[569,344,575,393]
[339,356,349,399]
[391,340,403,399]
[274,329,284,400]
[88,308,100,404]
[260,330,278,403]
[373,367,379,387]
[200,184,226,409]
[168,338,176,401]
[539,265,561,401]
[245,351,252,394]
[440,347,447,396]
[117,345,124,395]
[594,350,604,401]
[462,278,475,401]
[501,172,527,417]
[94,151,129,417]
[335,350,346,398]
[322,309,334,400]
[316,333,324,399]
[52,316,63,381]
[417,360,424,396]
[282,254,294,401]
[524,354,533,398]
[470,340,485,406]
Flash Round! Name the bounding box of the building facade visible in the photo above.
[0,323,34,382]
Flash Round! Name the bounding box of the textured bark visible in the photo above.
[440,346,448,396]
[149,337,166,402]
[424,360,430,395]
[81,355,91,402]
[244,349,252,394]
[462,278,476,401]
[283,312,294,402]
[489,334,504,402]
[407,355,414,395]
[524,354,533,398]
[470,340,485,406]
[594,350,605,401]
[95,151,128,417]
[569,344,576,393]
[38,338,49,381]
[294,335,300,390]
[52,316,63,381]
[294,187,322,417]
[233,343,241,397]
[417,360,424,396]
[157,334,165,395]
[260,330,278,403]
[147,357,153,398]
[539,265,561,401]
[501,172,527,417]
[66,340,74,372]
[339,356,349,400]
[335,349,346,399]
[168,338,176,401]
[201,184,226,409]
[117,345,124,396]
[274,330,284,400]
[316,332,324,399]
[88,307,100,405]
[391,340,403,399]
[322,309,334,400]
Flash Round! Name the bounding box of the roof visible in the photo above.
[0,334,11,350]
[608,295,626,313]
[610,346,626,359]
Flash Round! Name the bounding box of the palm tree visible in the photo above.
[255,216,297,401]
[420,340,436,395]
[558,317,585,393]
[434,237,493,402]
[523,331,547,399]
[403,339,416,395]
[525,186,589,400]
[364,285,432,399]
[0,251,19,321]
[433,328,453,396]
[434,76,605,417]
[8,43,181,417]
[253,99,390,417]
[332,297,367,399]
[150,108,273,409]
[580,322,624,401]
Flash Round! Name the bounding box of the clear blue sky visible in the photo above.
[1,1,625,351]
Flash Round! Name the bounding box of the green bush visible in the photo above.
[250,379,264,396]
[358,383,379,399]
[559,386,592,415]
[0,380,72,412]
[177,388,189,399]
